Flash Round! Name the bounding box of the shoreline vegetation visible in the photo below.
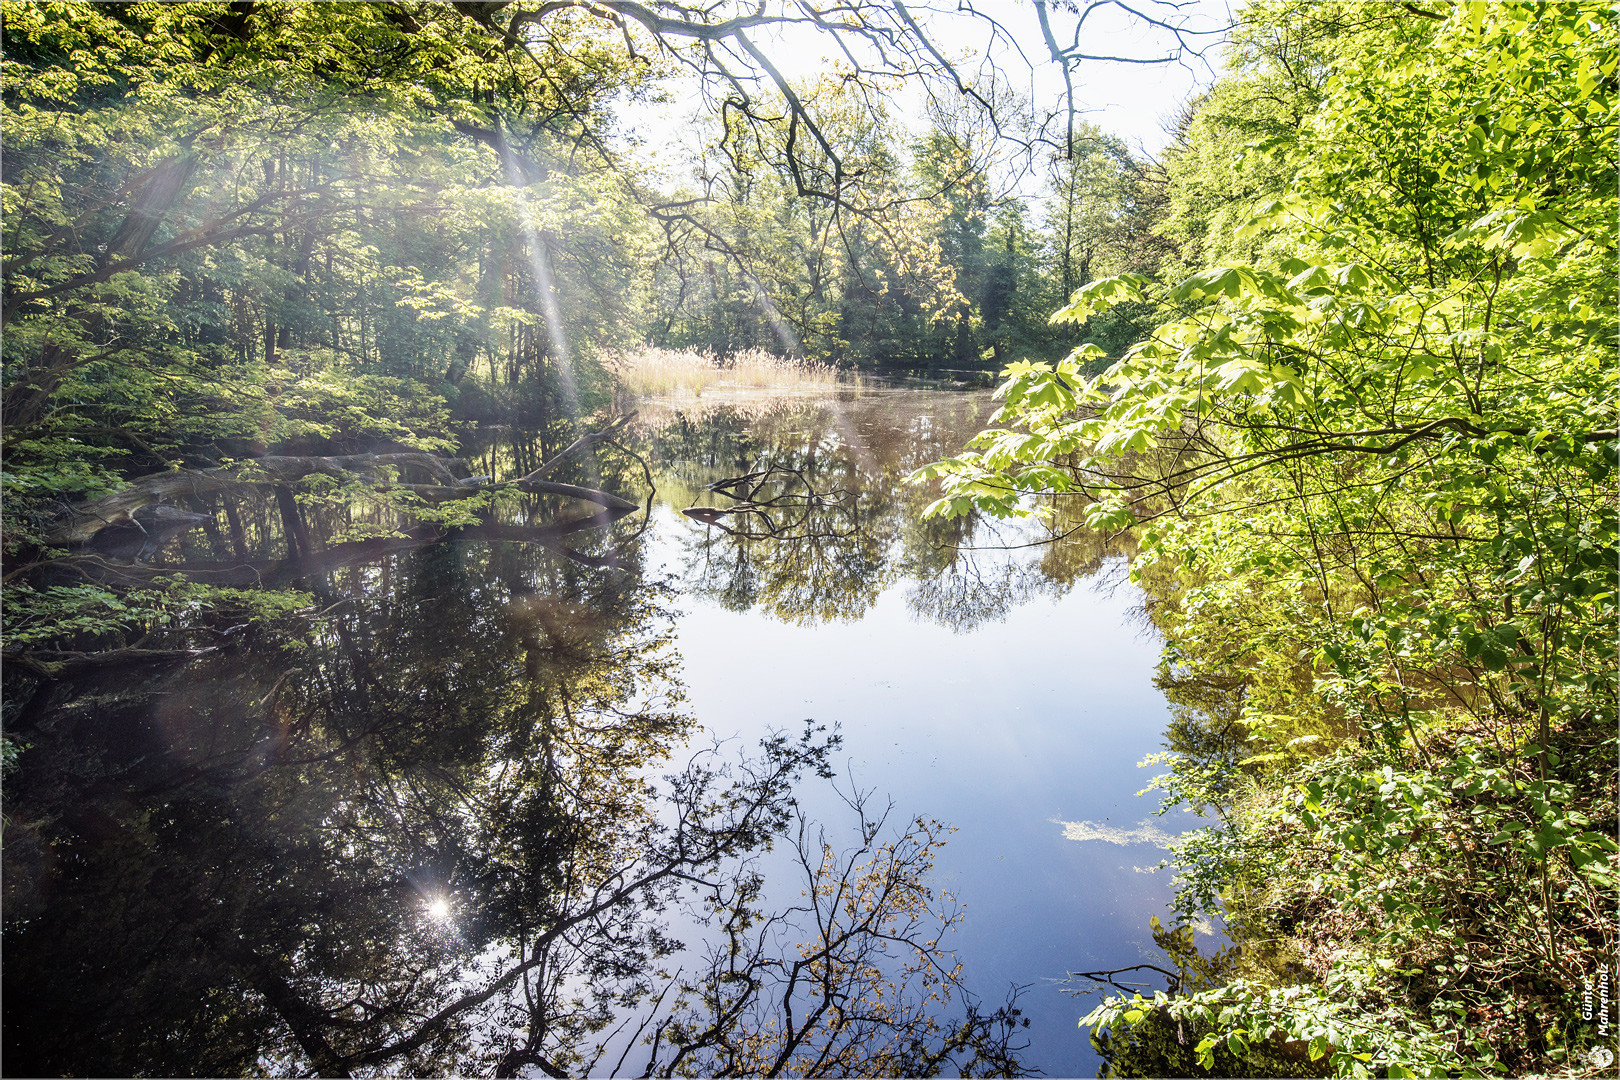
[608,346,850,418]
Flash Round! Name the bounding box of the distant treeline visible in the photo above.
[2,1,1215,474]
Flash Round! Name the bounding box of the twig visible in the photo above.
[1060,963,1182,997]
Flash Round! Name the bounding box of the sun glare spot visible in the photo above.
[426,897,451,921]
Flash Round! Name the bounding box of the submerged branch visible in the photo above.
[1061,964,1182,997]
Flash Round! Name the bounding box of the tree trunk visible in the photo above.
[274,485,313,560]
[103,154,200,265]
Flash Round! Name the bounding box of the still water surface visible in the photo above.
[4,389,1200,1077]
[641,391,1199,1077]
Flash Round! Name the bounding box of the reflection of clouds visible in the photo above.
[1052,818,1175,846]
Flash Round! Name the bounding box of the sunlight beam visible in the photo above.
[495,124,599,483]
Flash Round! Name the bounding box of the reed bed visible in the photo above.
[608,346,844,398]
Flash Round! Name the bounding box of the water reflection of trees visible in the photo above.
[8,395,1124,1074]
[645,395,1127,631]
[651,792,1028,1078]
[907,555,1065,634]
[4,522,1027,1075]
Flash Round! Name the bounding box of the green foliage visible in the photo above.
[0,733,23,776]
[1,0,656,494]
[4,578,312,650]
[1152,915,1240,995]
[1091,997,1327,1078]
[923,2,1617,1074]
[1086,969,1477,1078]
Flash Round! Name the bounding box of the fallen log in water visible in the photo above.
[46,435,641,548]
[84,505,214,560]
[0,645,222,681]
[45,452,468,545]
[66,511,635,590]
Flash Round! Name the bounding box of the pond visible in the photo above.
[3,388,1206,1078]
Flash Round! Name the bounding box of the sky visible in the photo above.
[617,0,1235,187]
[1020,0,1235,155]
[812,0,1236,157]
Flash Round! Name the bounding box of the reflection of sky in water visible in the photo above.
[8,390,1217,1077]
[643,494,1206,1078]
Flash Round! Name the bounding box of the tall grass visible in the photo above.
[608,347,844,398]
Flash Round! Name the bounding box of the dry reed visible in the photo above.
[608,346,844,398]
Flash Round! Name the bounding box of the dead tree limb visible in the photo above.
[1061,964,1182,997]
[514,411,637,485]
[681,462,855,540]
[44,453,467,545]
[46,438,643,547]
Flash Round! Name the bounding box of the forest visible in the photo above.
[2,1,1616,1077]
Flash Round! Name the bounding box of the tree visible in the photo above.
[1040,126,1157,364]
[1046,126,1133,304]
[920,1,1617,1073]
[1,0,1220,520]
